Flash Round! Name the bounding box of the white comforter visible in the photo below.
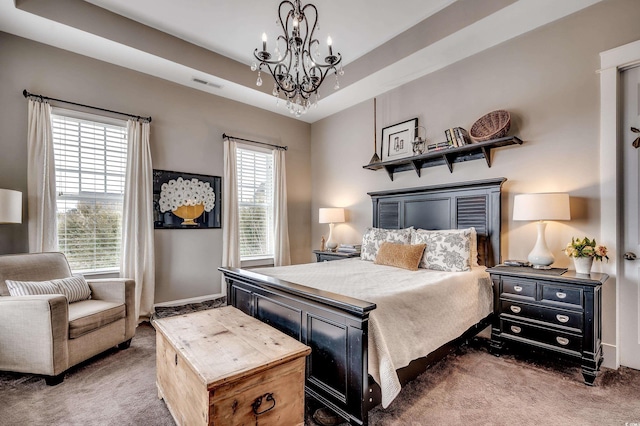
[254,258,493,408]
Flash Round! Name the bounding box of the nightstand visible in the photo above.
[487,266,607,385]
[313,250,361,262]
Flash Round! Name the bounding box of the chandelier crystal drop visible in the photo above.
[253,0,343,115]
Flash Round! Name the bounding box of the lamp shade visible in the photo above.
[513,193,570,221]
[0,189,22,224]
[319,207,345,224]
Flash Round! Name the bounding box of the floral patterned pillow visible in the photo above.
[361,227,413,261]
[411,228,472,272]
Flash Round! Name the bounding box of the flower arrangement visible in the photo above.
[158,177,216,213]
[564,237,609,262]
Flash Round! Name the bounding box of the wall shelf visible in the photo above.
[363,136,523,181]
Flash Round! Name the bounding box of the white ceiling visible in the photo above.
[84,0,458,67]
[0,0,603,123]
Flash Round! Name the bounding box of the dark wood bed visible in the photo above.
[219,178,505,425]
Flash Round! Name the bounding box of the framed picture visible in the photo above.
[381,118,418,162]
[153,169,222,229]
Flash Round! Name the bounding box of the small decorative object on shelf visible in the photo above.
[564,237,609,274]
[469,110,511,142]
[320,236,326,252]
[411,126,427,155]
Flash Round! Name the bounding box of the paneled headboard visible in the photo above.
[368,178,506,267]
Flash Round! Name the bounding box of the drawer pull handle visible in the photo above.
[556,314,570,323]
[252,393,276,416]
[513,285,523,292]
[556,337,570,346]
[556,292,567,299]
[510,325,522,334]
[510,306,522,314]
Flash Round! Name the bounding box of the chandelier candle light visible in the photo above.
[252,0,343,117]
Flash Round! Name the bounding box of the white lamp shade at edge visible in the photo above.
[513,193,571,221]
[0,189,22,224]
[319,207,345,224]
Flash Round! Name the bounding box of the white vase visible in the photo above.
[574,257,594,275]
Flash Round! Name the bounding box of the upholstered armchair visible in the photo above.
[0,252,136,385]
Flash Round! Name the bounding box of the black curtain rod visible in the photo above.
[222,133,287,151]
[22,90,152,123]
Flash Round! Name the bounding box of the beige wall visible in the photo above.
[310,0,640,360]
[0,32,312,303]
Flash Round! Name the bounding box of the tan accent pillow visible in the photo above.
[374,242,426,271]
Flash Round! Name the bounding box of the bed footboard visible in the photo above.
[220,267,377,426]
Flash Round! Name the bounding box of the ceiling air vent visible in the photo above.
[191,78,222,89]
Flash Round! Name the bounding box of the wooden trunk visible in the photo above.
[153,306,311,426]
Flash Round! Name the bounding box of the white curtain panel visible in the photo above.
[120,120,155,321]
[273,149,291,266]
[221,139,240,296]
[26,98,58,253]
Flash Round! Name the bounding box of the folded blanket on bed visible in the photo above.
[254,258,492,408]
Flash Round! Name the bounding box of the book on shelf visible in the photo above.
[454,127,471,145]
[443,127,472,147]
[450,128,461,147]
[427,141,453,152]
[444,129,455,147]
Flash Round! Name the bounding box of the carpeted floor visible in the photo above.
[1,306,639,425]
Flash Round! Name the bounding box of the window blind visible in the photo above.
[52,112,127,272]
[237,147,274,259]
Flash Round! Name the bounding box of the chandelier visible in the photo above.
[252,0,344,117]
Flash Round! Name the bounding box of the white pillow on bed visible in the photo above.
[411,228,472,272]
[361,227,412,261]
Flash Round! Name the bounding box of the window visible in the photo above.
[236,146,274,262]
[52,109,128,273]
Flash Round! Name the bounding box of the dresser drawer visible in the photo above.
[501,319,582,354]
[501,278,536,300]
[500,300,583,330]
[540,283,583,307]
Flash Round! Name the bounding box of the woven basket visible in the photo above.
[469,110,511,142]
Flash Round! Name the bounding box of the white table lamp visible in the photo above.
[0,189,22,224]
[319,207,345,251]
[513,193,570,269]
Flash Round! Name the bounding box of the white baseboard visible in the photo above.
[602,343,618,370]
[153,293,224,309]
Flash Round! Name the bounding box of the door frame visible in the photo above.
[599,39,640,369]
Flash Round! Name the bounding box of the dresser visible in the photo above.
[313,249,361,262]
[487,266,607,385]
[153,307,311,425]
